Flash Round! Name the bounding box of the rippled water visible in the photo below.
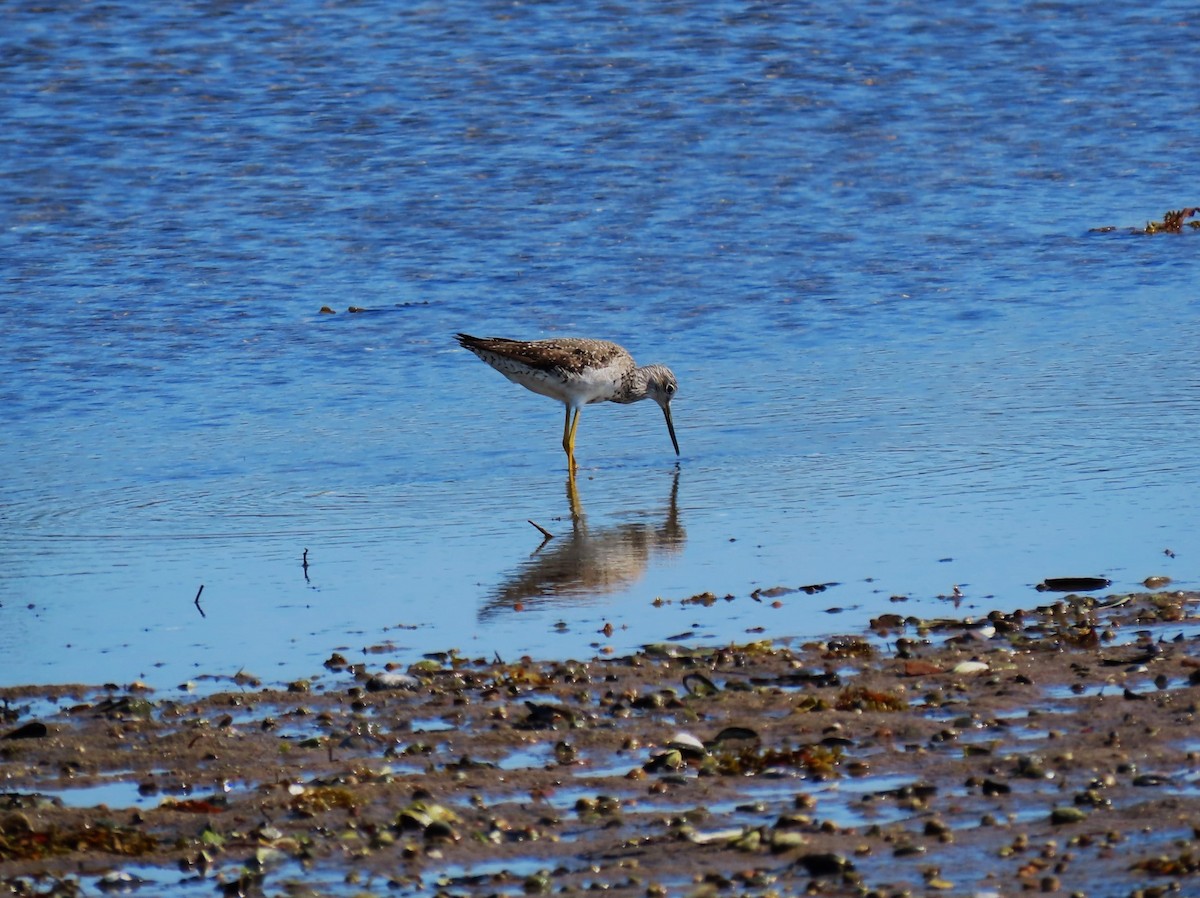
[3,0,1198,689]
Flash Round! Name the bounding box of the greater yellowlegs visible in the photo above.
[455,333,679,472]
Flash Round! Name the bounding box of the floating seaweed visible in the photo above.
[1143,207,1200,234]
[1090,206,1200,234]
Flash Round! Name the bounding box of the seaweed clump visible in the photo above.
[1089,206,1200,234]
[708,742,843,778]
[1143,206,1199,234]
[0,818,157,862]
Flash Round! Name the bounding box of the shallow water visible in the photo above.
[3,0,1199,689]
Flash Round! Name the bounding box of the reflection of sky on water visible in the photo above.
[2,0,1199,689]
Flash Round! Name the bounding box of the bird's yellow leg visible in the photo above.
[561,406,576,474]
[563,407,581,474]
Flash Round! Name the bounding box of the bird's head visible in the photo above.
[642,365,680,456]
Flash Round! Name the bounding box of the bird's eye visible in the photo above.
[664,383,676,396]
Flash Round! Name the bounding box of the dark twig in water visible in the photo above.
[528,520,555,540]
[302,548,310,583]
[193,584,205,618]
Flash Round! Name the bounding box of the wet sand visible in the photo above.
[3,590,1200,897]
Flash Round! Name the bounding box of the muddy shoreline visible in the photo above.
[4,591,1200,897]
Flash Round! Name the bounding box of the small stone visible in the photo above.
[1050,807,1088,825]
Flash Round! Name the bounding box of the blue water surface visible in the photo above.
[2,0,1198,690]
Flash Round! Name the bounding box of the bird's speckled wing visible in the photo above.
[456,334,630,375]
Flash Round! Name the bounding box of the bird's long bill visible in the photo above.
[662,404,680,456]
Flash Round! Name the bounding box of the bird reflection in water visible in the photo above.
[477,470,685,619]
